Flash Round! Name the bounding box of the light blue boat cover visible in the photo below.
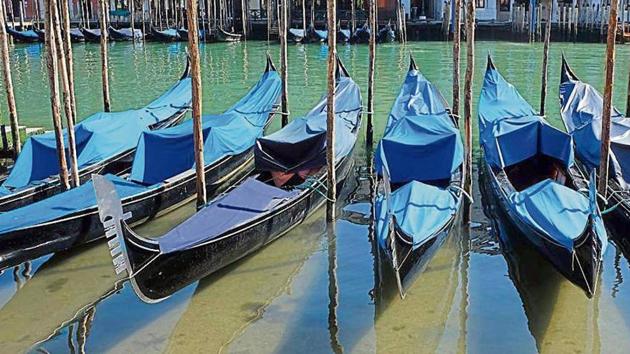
[0,174,152,234]
[482,58,606,252]
[130,69,281,185]
[0,63,279,235]
[375,68,463,183]
[289,28,306,39]
[314,29,328,40]
[159,177,299,253]
[560,58,630,187]
[1,69,192,194]
[254,73,362,172]
[375,62,462,251]
[479,60,574,169]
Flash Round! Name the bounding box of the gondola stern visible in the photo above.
[572,214,605,297]
[560,54,579,83]
[409,54,418,72]
[335,56,350,79]
[181,54,192,80]
[265,53,277,72]
[486,53,496,71]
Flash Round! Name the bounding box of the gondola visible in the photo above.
[377,21,396,43]
[215,27,242,42]
[374,56,465,298]
[560,56,630,245]
[350,22,370,44]
[0,58,192,212]
[288,28,306,43]
[0,56,281,270]
[480,55,607,297]
[150,27,180,41]
[93,57,362,303]
[34,29,45,42]
[68,28,85,42]
[80,27,102,42]
[5,27,40,43]
[337,22,351,43]
[108,26,143,41]
[177,28,206,41]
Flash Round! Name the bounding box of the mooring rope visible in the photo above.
[299,176,336,202]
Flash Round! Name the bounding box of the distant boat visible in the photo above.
[93,57,361,303]
[0,58,192,213]
[560,56,630,248]
[150,27,180,42]
[108,26,143,41]
[215,27,241,42]
[0,56,281,271]
[374,56,464,297]
[377,21,396,43]
[176,28,206,41]
[480,55,607,297]
[80,27,102,42]
[68,28,85,42]
[5,27,40,43]
[337,22,351,43]
[350,22,370,44]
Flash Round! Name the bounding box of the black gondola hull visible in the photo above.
[0,111,186,212]
[6,28,41,43]
[215,28,242,42]
[127,155,355,302]
[483,160,603,296]
[80,28,102,42]
[0,148,255,270]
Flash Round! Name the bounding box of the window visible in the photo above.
[500,0,511,11]
[476,0,485,8]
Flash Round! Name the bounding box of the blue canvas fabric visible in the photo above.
[159,177,299,253]
[129,70,281,184]
[374,65,462,252]
[560,69,630,186]
[1,73,192,192]
[254,75,362,172]
[375,181,458,250]
[0,174,153,234]
[479,62,573,169]
[289,28,305,39]
[375,68,463,183]
[7,28,39,40]
[313,29,328,40]
[509,179,606,250]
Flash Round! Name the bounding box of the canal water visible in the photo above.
[0,40,629,353]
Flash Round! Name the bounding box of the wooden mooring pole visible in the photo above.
[60,0,77,124]
[351,0,356,33]
[599,0,619,196]
[540,0,552,116]
[0,3,21,156]
[463,0,475,220]
[186,0,207,208]
[280,0,288,126]
[99,0,111,112]
[366,0,375,146]
[302,0,306,36]
[43,0,70,190]
[52,0,80,186]
[326,0,337,223]
[626,67,630,117]
[453,0,461,116]
[241,0,247,38]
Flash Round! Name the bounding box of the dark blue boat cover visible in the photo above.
[479,62,573,169]
[375,68,463,183]
[0,174,152,234]
[155,28,180,40]
[129,70,281,184]
[110,27,143,39]
[1,72,192,194]
[375,64,462,251]
[254,75,361,172]
[560,64,630,186]
[6,28,39,41]
[159,177,299,253]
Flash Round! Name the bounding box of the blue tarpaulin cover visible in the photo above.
[0,174,152,234]
[375,69,463,183]
[7,28,39,40]
[482,58,606,252]
[1,71,192,194]
[0,65,279,235]
[560,62,630,187]
[255,75,362,172]
[479,61,574,169]
[130,70,281,184]
[375,64,462,251]
[288,28,305,39]
[160,177,299,253]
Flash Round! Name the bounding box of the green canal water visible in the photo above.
[0,40,629,353]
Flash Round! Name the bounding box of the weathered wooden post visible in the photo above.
[131,0,136,42]
[301,0,306,35]
[60,0,77,124]
[540,0,552,115]
[280,0,288,126]
[51,0,80,186]
[351,0,356,33]
[598,0,619,196]
[0,3,21,156]
[443,0,451,39]
[99,0,111,112]
[367,0,376,146]
[186,0,207,207]
[326,0,337,223]
[43,0,70,190]
[626,68,630,116]
[463,0,474,218]
[453,0,461,116]
[241,0,247,37]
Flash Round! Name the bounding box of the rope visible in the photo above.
[449,184,474,204]
[299,176,336,202]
